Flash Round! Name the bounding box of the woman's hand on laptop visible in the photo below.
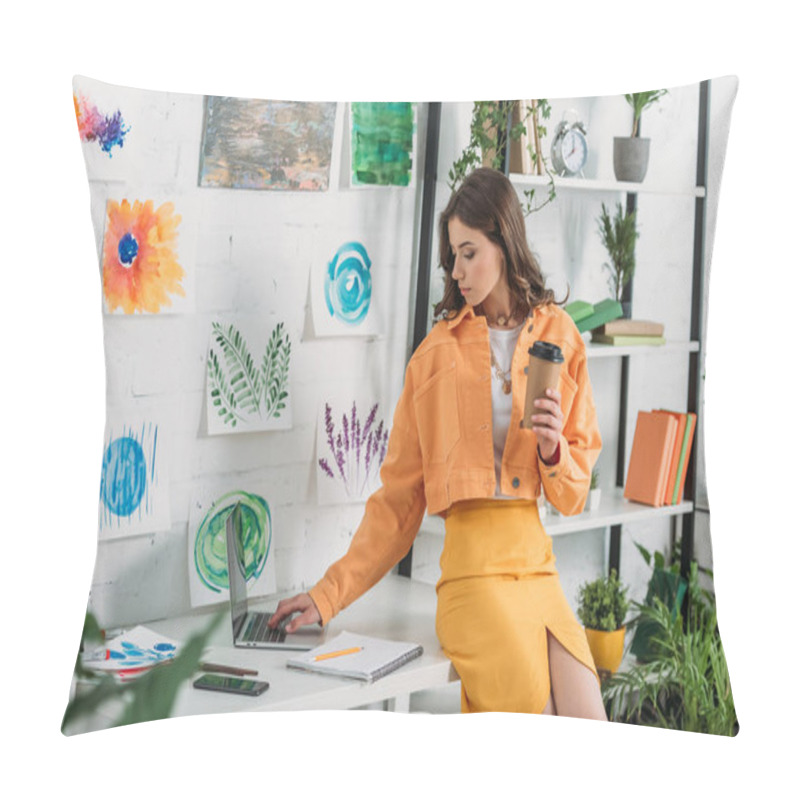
[269,593,322,633]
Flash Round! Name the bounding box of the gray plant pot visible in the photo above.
[613,137,650,183]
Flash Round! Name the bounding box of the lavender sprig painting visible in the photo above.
[317,399,389,504]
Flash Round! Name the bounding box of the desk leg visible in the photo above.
[386,693,410,713]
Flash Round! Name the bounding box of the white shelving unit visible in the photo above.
[401,87,709,581]
[419,489,692,540]
[508,172,705,198]
[586,341,699,359]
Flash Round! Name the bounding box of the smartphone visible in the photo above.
[193,673,269,696]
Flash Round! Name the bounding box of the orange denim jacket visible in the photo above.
[308,302,602,625]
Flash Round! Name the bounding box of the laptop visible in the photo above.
[226,504,328,651]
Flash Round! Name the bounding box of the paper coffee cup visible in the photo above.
[522,341,564,429]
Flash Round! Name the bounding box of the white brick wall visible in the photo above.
[86,93,422,627]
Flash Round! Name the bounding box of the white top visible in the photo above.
[488,322,524,498]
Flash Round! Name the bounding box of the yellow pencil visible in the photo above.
[313,646,363,662]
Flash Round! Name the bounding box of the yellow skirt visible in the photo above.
[435,498,599,713]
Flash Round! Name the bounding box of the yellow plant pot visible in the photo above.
[584,626,626,675]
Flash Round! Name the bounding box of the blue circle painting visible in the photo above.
[101,435,147,517]
[325,241,372,325]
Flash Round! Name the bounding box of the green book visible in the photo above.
[671,413,697,504]
[565,300,594,324]
[591,333,666,346]
[576,299,623,333]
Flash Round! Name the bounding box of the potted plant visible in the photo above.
[586,467,601,510]
[597,201,639,316]
[602,561,738,736]
[613,89,668,182]
[628,540,688,663]
[576,569,630,676]
[448,100,556,215]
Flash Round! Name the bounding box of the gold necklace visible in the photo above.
[485,311,516,328]
[490,349,512,395]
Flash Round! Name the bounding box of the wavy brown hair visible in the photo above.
[433,167,565,321]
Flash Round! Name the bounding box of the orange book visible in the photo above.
[674,412,697,502]
[653,410,688,504]
[624,411,678,507]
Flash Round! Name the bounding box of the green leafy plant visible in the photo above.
[590,467,600,490]
[629,540,688,662]
[597,201,639,303]
[576,569,630,632]
[208,321,291,427]
[448,100,556,215]
[602,561,738,736]
[625,90,668,137]
[62,610,224,734]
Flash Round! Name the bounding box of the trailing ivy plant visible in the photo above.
[208,321,291,427]
[447,100,556,215]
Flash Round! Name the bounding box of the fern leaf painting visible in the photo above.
[206,319,292,434]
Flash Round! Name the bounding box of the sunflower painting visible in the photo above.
[102,198,186,314]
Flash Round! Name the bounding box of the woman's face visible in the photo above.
[447,216,507,308]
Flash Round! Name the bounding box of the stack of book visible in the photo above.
[591,318,666,346]
[565,299,623,334]
[565,300,666,345]
[624,410,697,507]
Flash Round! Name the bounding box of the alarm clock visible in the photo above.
[551,117,588,177]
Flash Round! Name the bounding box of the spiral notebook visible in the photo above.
[286,631,423,682]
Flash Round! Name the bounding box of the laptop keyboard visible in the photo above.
[243,611,287,643]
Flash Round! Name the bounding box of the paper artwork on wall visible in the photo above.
[98,409,170,540]
[74,90,130,158]
[199,97,338,191]
[73,74,205,185]
[100,190,197,315]
[349,102,416,188]
[310,239,380,337]
[188,487,276,608]
[316,395,390,505]
[205,318,293,435]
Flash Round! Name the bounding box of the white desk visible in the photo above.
[77,575,458,729]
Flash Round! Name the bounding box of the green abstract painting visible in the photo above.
[350,102,415,187]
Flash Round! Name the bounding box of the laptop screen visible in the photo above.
[226,504,249,636]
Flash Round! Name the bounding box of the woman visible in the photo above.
[269,167,606,719]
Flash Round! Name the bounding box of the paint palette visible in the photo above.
[82,626,179,672]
